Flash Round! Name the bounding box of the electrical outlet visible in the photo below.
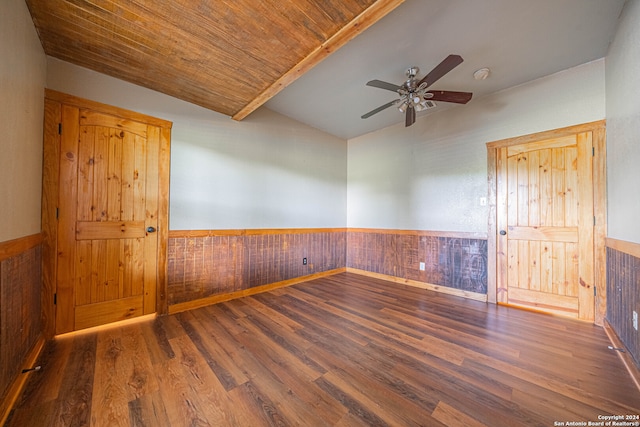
[419,262,425,271]
[303,257,307,265]
[633,311,638,331]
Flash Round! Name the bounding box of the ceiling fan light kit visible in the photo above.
[361,54,473,127]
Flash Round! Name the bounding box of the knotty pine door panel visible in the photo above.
[496,132,595,320]
[46,92,171,334]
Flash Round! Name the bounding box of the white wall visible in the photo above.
[347,59,606,232]
[0,0,47,242]
[46,58,347,230]
[606,0,640,244]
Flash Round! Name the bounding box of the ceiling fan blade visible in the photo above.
[427,90,473,104]
[418,54,464,88]
[361,100,398,119]
[405,105,416,127]
[366,79,402,92]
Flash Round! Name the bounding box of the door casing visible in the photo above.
[41,89,172,337]
[486,121,607,325]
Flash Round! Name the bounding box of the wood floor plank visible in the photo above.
[379,306,524,359]
[235,380,294,426]
[240,295,305,333]
[225,324,334,426]
[291,288,468,365]
[232,301,326,376]
[510,384,604,423]
[463,357,640,414]
[251,293,370,350]
[367,336,515,403]
[91,328,137,426]
[6,272,640,426]
[187,307,251,388]
[309,342,441,424]
[138,317,176,365]
[313,375,392,427]
[393,362,545,427]
[127,392,171,427]
[154,343,215,426]
[333,411,381,427]
[432,401,490,427]
[49,333,97,427]
[3,400,56,427]
[169,334,248,426]
[175,311,241,392]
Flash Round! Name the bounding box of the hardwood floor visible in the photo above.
[6,273,640,426]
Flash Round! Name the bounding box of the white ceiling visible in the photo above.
[264,0,625,140]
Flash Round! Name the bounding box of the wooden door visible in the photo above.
[43,90,172,335]
[495,130,595,320]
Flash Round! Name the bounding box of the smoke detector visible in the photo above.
[473,68,491,80]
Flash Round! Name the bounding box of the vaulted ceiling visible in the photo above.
[26,0,626,140]
[25,0,402,120]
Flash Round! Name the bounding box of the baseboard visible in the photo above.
[603,319,640,392]
[0,333,46,425]
[167,265,489,313]
[346,268,488,302]
[168,267,347,314]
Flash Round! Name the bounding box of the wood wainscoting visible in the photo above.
[167,228,347,313]
[167,228,490,312]
[0,234,45,425]
[347,228,488,301]
[606,237,640,374]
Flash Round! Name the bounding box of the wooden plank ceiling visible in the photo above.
[25,0,403,120]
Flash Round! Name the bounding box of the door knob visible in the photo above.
[499,230,507,236]
[147,226,157,233]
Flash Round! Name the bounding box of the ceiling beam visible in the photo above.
[232,0,405,121]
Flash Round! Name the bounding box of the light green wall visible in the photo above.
[0,0,47,242]
[46,56,610,234]
[606,0,640,244]
[46,58,348,230]
[347,60,606,232]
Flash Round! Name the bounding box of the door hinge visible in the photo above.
[594,216,596,226]
[58,123,62,134]
[56,207,59,219]
[592,147,595,157]
[594,286,597,296]
[54,293,57,305]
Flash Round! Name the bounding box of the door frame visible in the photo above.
[41,89,172,337]
[486,121,607,325]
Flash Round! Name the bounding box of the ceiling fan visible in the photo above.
[361,54,473,127]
